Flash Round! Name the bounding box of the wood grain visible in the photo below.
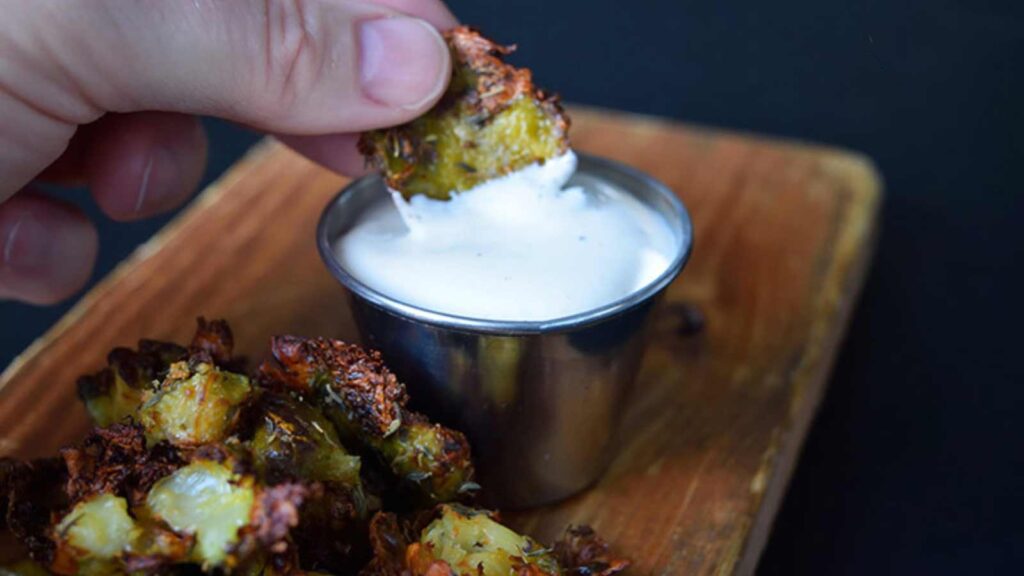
[0,106,880,575]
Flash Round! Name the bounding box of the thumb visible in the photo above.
[1,0,453,197]
[15,0,452,133]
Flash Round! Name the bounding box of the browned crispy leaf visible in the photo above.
[61,422,184,507]
[262,336,407,439]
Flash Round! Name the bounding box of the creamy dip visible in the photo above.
[335,152,677,321]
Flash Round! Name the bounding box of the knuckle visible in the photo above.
[259,0,323,116]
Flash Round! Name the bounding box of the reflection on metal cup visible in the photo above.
[318,154,693,508]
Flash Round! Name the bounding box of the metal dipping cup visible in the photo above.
[317,154,693,508]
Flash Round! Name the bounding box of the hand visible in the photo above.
[0,0,457,304]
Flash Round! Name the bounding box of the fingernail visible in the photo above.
[359,17,450,110]
[0,197,97,305]
[2,212,49,273]
[133,146,184,218]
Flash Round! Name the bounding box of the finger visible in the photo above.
[34,0,459,188]
[3,0,453,199]
[270,0,457,178]
[277,0,459,178]
[275,133,369,178]
[36,122,96,185]
[86,113,208,222]
[0,191,98,305]
[42,0,452,131]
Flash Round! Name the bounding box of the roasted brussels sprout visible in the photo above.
[261,336,475,504]
[373,412,476,505]
[138,361,252,447]
[52,458,306,574]
[247,392,361,488]
[245,391,371,574]
[359,26,570,200]
[8,319,629,575]
[60,423,184,508]
[363,505,628,576]
[49,424,186,573]
[143,460,256,567]
[1,425,305,575]
[77,340,188,427]
[412,504,561,575]
[76,318,243,427]
[53,493,141,575]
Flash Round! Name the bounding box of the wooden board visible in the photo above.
[0,107,880,575]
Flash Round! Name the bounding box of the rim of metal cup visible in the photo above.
[317,153,693,335]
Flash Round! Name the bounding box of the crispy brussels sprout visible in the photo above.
[138,361,252,447]
[76,318,243,427]
[9,319,631,575]
[260,337,406,437]
[61,423,184,508]
[77,341,188,427]
[361,505,557,576]
[9,425,307,575]
[56,458,304,574]
[375,413,476,505]
[247,392,361,488]
[242,391,376,574]
[144,460,255,567]
[135,450,307,572]
[48,457,302,575]
[53,493,140,575]
[359,26,570,200]
[363,506,628,576]
[413,505,561,575]
[261,336,475,504]
[51,424,187,574]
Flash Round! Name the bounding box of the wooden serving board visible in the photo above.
[0,107,880,575]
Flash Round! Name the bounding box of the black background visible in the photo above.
[2,1,1022,573]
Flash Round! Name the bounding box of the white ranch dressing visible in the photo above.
[335,151,676,321]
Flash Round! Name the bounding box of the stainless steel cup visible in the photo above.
[317,154,693,508]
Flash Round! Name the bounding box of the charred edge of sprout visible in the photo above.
[61,423,185,507]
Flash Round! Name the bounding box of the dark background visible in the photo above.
[2,1,1022,573]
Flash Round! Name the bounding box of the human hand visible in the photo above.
[0,0,457,304]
